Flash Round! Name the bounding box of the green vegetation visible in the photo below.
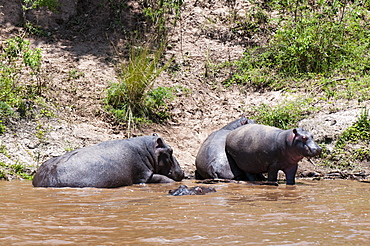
[0,161,34,180]
[68,69,85,81]
[336,108,370,148]
[106,45,175,129]
[142,0,183,39]
[0,36,56,179]
[106,0,183,130]
[0,36,47,133]
[323,108,370,169]
[227,0,370,170]
[22,0,60,12]
[229,0,370,99]
[0,144,34,180]
[22,0,60,36]
[250,98,317,130]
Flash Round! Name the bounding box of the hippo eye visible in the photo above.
[302,136,308,142]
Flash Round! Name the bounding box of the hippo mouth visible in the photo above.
[171,171,185,181]
[168,169,184,181]
[305,145,322,157]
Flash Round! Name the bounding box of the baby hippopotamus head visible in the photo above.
[169,185,217,196]
[291,128,322,158]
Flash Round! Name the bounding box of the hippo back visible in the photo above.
[195,115,254,179]
[32,135,184,188]
[220,115,254,131]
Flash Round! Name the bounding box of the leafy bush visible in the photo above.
[250,98,317,129]
[271,0,369,75]
[231,0,370,93]
[21,0,60,36]
[0,36,44,132]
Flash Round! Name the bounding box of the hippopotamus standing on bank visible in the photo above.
[32,134,184,188]
[226,124,322,185]
[195,115,255,180]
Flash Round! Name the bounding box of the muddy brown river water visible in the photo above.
[0,179,369,245]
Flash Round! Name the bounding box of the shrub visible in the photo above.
[250,98,317,130]
[270,0,369,75]
[0,36,45,132]
[231,0,370,92]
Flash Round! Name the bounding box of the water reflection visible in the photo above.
[0,180,369,245]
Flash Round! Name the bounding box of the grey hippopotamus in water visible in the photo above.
[32,134,184,188]
[226,124,322,185]
[195,115,255,180]
[169,185,216,196]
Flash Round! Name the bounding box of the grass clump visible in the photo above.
[336,107,370,148]
[0,145,35,180]
[106,45,175,129]
[323,108,370,169]
[249,98,317,130]
[143,0,183,37]
[0,161,34,180]
[105,0,183,132]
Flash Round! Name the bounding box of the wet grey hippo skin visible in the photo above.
[32,134,184,188]
[226,124,322,185]
[169,185,216,196]
[195,115,255,180]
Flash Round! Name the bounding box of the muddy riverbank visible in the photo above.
[0,0,369,180]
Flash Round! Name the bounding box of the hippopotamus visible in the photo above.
[32,134,184,188]
[226,124,322,185]
[195,115,255,180]
[169,185,216,196]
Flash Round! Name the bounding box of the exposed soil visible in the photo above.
[0,0,369,181]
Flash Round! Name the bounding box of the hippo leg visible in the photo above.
[147,174,177,183]
[227,154,249,180]
[194,170,204,180]
[267,162,280,183]
[244,172,257,181]
[255,173,266,181]
[245,173,272,184]
[209,165,218,179]
[283,163,298,185]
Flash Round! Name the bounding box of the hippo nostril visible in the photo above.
[310,147,322,156]
[316,147,323,155]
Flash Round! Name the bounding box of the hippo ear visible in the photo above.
[153,133,158,137]
[240,114,248,125]
[293,128,298,135]
[155,137,166,148]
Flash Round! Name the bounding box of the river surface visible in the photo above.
[1,179,369,245]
